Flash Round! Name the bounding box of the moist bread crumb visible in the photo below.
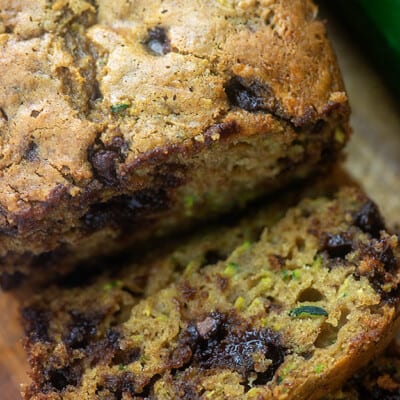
[0,0,350,287]
[22,188,400,400]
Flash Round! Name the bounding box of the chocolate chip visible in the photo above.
[30,110,41,118]
[113,347,141,366]
[21,306,50,343]
[81,328,124,368]
[354,201,385,238]
[145,27,171,55]
[90,149,120,185]
[172,312,285,381]
[378,244,398,273]
[357,238,399,299]
[24,141,38,162]
[88,136,128,186]
[323,233,353,258]
[169,343,193,369]
[106,329,121,348]
[225,76,275,113]
[100,372,137,398]
[64,311,103,350]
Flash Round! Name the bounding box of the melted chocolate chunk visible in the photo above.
[113,347,141,366]
[225,76,276,113]
[323,233,353,259]
[100,372,137,398]
[21,307,50,343]
[379,244,398,273]
[24,141,38,161]
[354,201,385,238]
[64,311,104,350]
[82,188,168,231]
[145,27,171,55]
[357,238,399,299]
[171,312,285,381]
[90,150,120,184]
[361,240,398,274]
[106,329,121,349]
[88,136,128,186]
[82,328,124,367]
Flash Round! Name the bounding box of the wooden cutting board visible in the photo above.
[1,14,399,400]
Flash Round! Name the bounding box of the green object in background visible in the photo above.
[360,0,400,54]
[326,0,400,97]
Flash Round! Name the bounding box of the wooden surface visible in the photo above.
[0,15,399,400]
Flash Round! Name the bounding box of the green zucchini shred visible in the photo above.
[289,305,328,318]
[111,103,129,113]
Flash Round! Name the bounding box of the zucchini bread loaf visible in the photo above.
[0,0,350,288]
[22,188,400,400]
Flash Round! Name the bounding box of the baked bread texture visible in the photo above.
[0,0,350,288]
[22,188,400,400]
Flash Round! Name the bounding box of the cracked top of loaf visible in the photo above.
[0,0,347,214]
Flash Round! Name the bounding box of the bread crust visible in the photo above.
[0,0,350,287]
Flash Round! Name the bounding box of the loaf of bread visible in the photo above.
[22,187,400,399]
[0,0,350,288]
